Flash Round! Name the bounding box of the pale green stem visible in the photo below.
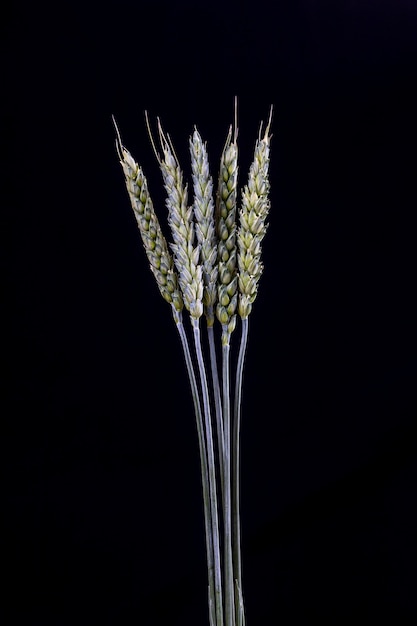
[234,579,245,626]
[208,584,216,626]
[192,317,224,626]
[173,309,216,624]
[207,323,225,502]
[222,326,236,626]
[232,316,249,626]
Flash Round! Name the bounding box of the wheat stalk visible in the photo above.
[233,108,273,621]
[216,111,239,626]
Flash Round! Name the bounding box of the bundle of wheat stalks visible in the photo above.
[115,102,272,626]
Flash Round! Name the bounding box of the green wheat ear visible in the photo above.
[114,123,183,314]
[238,106,273,319]
[190,128,218,327]
[216,123,239,341]
[157,119,205,321]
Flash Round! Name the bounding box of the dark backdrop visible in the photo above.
[3,1,417,624]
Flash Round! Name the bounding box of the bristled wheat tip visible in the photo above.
[237,106,273,319]
[190,128,218,326]
[114,117,183,314]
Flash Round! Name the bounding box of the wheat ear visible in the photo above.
[233,108,273,621]
[115,130,183,314]
[216,124,239,340]
[157,120,204,320]
[190,128,218,326]
[237,108,272,320]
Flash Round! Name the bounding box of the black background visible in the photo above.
[3,1,417,624]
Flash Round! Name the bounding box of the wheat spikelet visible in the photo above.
[116,137,184,313]
[190,128,218,327]
[157,121,204,320]
[216,125,239,339]
[237,109,272,319]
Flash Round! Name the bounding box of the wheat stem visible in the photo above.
[174,308,216,622]
[234,579,245,626]
[192,317,224,626]
[221,327,236,626]
[207,324,225,500]
[232,316,249,621]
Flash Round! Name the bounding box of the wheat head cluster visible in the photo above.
[115,102,272,626]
